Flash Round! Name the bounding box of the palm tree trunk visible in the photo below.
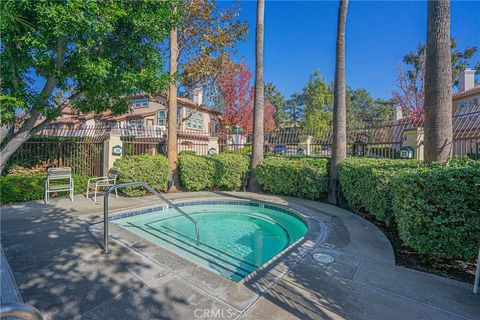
[424,0,452,163]
[328,0,348,204]
[167,28,179,191]
[248,0,265,192]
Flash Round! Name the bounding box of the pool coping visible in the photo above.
[88,197,328,308]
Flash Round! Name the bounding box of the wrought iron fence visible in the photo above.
[5,136,105,176]
[3,104,479,176]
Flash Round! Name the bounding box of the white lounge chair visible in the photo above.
[86,167,120,202]
[45,167,74,204]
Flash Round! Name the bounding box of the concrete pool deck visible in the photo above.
[0,192,478,319]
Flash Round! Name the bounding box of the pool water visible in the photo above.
[113,203,308,281]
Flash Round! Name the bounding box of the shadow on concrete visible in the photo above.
[0,202,190,319]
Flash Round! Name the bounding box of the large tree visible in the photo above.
[166,0,247,189]
[392,38,477,119]
[328,0,348,204]
[424,0,452,163]
[167,28,180,191]
[284,93,304,127]
[300,70,333,133]
[176,0,248,106]
[218,60,274,133]
[265,83,286,127]
[248,0,265,192]
[346,88,393,127]
[0,0,178,174]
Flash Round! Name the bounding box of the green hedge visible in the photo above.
[338,158,422,224]
[178,154,249,191]
[114,155,169,196]
[256,157,329,200]
[178,154,215,191]
[391,160,480,260]
[0,173,89,204]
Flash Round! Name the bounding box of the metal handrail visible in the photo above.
[0,303,44,320]
[103,182,200,253]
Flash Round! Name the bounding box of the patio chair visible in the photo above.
[45,167,74,204]
[86,167,120,202]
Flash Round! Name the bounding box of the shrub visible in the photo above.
[212,153,250,190]
[178,150,197,156]
[256,156,329,199]
[338,158,422,223]
[178,154,215,191]
[0,173,89,204]
[178,154,249,191]
[114,155,169,196]
[391,161,480,260]
[222,144,252,155]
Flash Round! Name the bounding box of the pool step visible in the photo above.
[150,225,258,277]
[126,222,256,280]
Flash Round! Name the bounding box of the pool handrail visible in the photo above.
[0,303,44,320]
[103,182,199,253]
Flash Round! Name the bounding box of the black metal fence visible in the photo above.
[4,104,479,176]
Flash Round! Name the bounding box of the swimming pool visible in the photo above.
[111,201,308,281]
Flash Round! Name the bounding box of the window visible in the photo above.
[158,108,183,126]
[129,119,143,128]
[158,109,166,126]
[134,98,149,108]
[186,110,203,130]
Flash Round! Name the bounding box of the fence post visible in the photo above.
[103,133,123,175]
[207,136,219,155]
[298,135,313,156]
[403,128,424,161]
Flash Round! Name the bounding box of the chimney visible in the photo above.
[393,105,403,122]
[192,88,203,106]
[459,68,476,92]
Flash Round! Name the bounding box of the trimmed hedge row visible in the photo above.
[114,155,169,196]
[178,153,250,191]
[256,156,329,200]
[0,173,89,204]
[338,158,422,224]
[391,160,480,260]
[339,157,480,261]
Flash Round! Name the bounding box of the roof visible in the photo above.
[133,92,221,115]
[453,84,480,100]
[112,111,157,122]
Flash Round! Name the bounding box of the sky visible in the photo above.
[219,0,480,100]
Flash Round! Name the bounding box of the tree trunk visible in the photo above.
[167,28,179,191]
[0,110,42,174]
[424,0,452,163]
[328,0,348,204]
[248,0,265,192]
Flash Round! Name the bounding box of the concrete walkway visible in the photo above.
[0,192,478,320]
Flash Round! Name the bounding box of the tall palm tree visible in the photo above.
[167,28,179,191]
[248,0,265,192]
[328,0,348,204]
[424,0,452,163]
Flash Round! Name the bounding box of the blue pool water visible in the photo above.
[113,202,308,281]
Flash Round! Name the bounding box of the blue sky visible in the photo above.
[220,0,480,100]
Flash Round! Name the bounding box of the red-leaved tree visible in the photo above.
[218,59,275,133]
[264,100,276,132]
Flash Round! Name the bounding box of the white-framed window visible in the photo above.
[134,98,149,108]
[158,109,166,126]
[186,110,203,130]
[129,119,143,128]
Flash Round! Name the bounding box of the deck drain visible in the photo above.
[312,253,334,264]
